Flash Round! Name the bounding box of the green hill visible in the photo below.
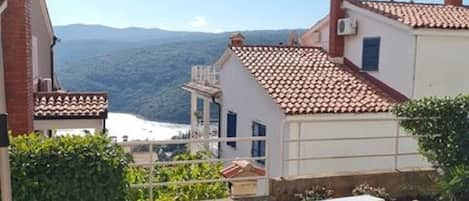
[55,26,304,123]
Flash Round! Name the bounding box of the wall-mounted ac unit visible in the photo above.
[337,18,357,36]
[39,78,52,92]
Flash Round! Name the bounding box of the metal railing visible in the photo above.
[191,65,220,86]
[281,119,424,176]
[118,136,269,201]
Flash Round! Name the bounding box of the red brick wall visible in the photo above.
[445,0,463,6]
[329,0,345,58]
[2,0,34,135]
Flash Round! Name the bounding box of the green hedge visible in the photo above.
[8,134,131,201]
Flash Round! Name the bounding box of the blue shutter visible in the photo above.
[362,37,381,71]
[252,122,266,165]
[226,112,237,147]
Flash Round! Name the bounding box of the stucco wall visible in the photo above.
[284,113,430,177]
[0,17,5,113]
[219,54,285,179]
[31,0,52,81]
[343,9,416,97]
[414,35,469,98]
[301,23,329,50]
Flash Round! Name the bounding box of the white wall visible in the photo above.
[219,54,285,178]
[414,35,469,97]
[0,18,6,114]
[284,113,430,177]
[301,23,330,50]
[344,9,416,97]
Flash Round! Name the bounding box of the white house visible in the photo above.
[183,0,469,196]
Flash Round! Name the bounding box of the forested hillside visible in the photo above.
[55,25,304,123]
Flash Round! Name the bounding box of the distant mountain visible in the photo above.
[54,24,305,123]
[54,24,217,41]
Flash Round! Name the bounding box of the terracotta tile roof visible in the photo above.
[34,92,108,120]
[231,45,406,115]
[221,160,265,178]
[347,0,469,29]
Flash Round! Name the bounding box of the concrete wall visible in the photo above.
[414,35,469,97]
[219,54,285,179]
[31,0,52,82]
[284,113,430,177]
[343,9,416,97]
[269,169,437,201]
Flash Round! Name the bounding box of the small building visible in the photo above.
[0,0,108,135]
[221,160,265,198]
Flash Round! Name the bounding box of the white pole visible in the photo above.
[0,114,12,201]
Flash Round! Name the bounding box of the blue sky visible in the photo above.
[47,0,469,32]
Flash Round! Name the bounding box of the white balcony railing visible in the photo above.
[191,65,220,86]
[118,136,269,201]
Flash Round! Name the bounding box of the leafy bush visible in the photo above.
[438,165,469,201]
[295,186,334,201]
[8,134,131,201]
[352,184,394,201]
[393,95,469,200]
[127,152,228,201]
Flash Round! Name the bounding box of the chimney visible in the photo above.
[230,32,245,47]
[445,0,463,6]
[329,0,345,63]
[2,0,34,134]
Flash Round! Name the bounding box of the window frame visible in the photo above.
[361,37,381,72]
[251,121,266,165]
[226,111,237,148]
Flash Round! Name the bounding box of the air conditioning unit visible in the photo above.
[39,78,52,92]
[337,18,357,36]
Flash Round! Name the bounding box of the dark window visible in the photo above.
[251,122,266,165]
[226,111,237,147]
[362,37,381,71]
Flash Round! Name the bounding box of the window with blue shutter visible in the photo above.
[362,37,381,71]
[226,111,237,148]
[252,122,266,165]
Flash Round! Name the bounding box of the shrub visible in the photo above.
[295,186,334,201]
[352,184,394,201]
[127,151,228,201]
[8,134,131,201]
[393,95,469,200]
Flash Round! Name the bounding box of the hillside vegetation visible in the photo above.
[55,25,304,123]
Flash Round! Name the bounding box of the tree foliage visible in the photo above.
[128,152,228,201]
[393,95,469,200]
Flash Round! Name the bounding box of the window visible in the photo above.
[226,111,237,148]
[251,122,266,165]
[362,37,381,71]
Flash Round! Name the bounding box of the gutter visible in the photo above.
[50,36,59,90]
[211,95,222,159]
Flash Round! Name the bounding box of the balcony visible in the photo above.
[191,65,220,87]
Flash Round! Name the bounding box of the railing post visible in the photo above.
[149,144,154,201]
[394,121,400,171]
[0,114,12,201]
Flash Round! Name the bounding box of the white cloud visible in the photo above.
[189,16,208,28]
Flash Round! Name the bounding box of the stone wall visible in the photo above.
[269,169,437,201]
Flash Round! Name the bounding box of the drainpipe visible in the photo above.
[50,36,59,90]
[0,114,12,201]
[211,96,222,158]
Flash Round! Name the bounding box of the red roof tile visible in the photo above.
[221,160,265,178]
[348,0,469,29]
[231,45,405,115]
[34,92,108,120]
